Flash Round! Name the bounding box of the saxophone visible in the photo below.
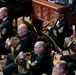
[64,25,76,48]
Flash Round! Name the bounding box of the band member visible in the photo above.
[3,24,35,75]
[43,8,70,49]
[60,37,76,75]
[0,7,14,55]
[52,60,69,75]
[15,41,52,75]
[5,24,34,56]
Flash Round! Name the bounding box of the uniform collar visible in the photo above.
[3,17,8,22]
[59,17,64,21]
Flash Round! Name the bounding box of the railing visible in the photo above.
[32,0,76,26]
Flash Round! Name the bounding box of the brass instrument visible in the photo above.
[5,36,19,48]
[10,36,19,47]
[64,25,76,48]
[41,31,63,54]
[43,20,55,28]
[43,20,55,35]
[14,51,34,73]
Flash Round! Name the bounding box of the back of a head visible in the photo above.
[58,60,68,70]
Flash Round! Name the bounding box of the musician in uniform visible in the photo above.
[43,8,70,49]
[42,60,72,75]
[51,60,70,75]
[3,24,35,75]
[5,23,34,56]
[0,7,14,55]
[15,41,52,75]
[60,37,76,75]
[64,0,76,15]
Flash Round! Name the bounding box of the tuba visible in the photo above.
[14,51,34,73]
[64,25,76,48]
[5,35,19,48]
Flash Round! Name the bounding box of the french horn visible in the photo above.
[14,51,34,73]
[63,35,76,48]
[5,36,19,48]
[64,25,76,48]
